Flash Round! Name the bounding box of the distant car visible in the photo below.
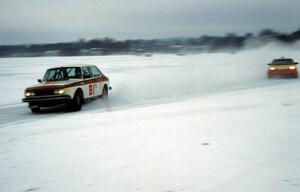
[22,65,111,113]
[268,57,298,78]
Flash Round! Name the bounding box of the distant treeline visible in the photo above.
[1,28,300,57]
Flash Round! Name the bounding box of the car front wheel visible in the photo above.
[70,91,83,111]
[30,107,40,113]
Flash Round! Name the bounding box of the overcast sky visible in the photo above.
[0,0,299,45]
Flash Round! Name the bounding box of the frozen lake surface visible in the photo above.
[1,45,300,192]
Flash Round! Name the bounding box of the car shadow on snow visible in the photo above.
[31,97,110,114]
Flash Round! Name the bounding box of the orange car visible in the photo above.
[268,58,298,78]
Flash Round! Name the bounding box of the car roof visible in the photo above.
[270,58,296,65]
[48,64,96,69]
[273,58,293,61]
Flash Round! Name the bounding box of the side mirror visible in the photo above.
[38,79,42,83]
[295,62,298,65]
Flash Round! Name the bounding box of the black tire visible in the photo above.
[293,74,298,78]
[30,107,40,113]
[70,91,83,111]
[101,86,108,99]
[268,74,273,79]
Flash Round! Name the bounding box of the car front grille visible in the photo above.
[34,90,55,96]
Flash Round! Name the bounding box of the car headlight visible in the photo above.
[54,89,64,94]
[25,91,35,97]
[269,67,276,70]
[54,88,68,94]
[289,66,296,70]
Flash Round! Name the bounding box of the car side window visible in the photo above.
[47,68,64,80]
[66,67,81,79]
[90,66,102,77]
[82,67,92,79]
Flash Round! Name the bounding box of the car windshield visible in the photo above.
[272,59,294,64]
[43,67,82,81]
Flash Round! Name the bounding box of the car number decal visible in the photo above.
[89,84,97,96]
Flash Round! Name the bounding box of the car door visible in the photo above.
[82,67,96,98]
[90,66,104,96]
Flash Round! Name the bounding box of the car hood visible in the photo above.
[26,79,82,91]
[269,64,297,69]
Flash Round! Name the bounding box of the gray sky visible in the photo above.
[0,0,299,45]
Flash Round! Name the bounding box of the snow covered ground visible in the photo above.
[1,44,300,192]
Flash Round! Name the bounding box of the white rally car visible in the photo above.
[22,64,111,113]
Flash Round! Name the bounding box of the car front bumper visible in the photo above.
[268,69,298,76]
[22,95,71,107]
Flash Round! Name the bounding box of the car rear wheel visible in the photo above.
[101,86,108,99]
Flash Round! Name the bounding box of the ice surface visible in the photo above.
[0,44,300,192]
